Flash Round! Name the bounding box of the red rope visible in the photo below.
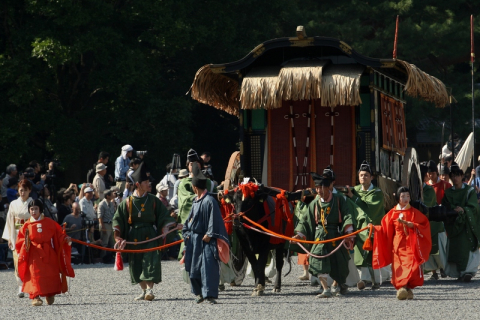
[70,238,184,253]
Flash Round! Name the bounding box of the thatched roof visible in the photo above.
[189,36,450,116]
[189,65,239,116]
[190,62,364,116]
[397,60,449,108]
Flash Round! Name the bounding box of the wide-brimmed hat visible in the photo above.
[178,169,189,178]
[96,163,107,172]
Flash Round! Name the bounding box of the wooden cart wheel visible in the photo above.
[401,147,423,203]
[224,151,241,190]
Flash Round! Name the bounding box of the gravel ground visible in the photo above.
[0,260,479,320]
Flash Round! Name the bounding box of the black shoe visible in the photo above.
[340,284,349,295]
[440,269,447,278]
[430,272,439,280]
[463,274,473,282]
[206,297,217,304]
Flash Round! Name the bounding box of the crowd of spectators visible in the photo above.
[0,146,217,268]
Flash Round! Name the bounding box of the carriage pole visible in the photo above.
[471,15,476,169]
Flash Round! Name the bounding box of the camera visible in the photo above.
[80,212,98,228]
[133,150,148,157]
[23,171,35,179]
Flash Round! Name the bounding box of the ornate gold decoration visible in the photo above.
[339,41,352,55]
[381,61,396,68]
[289,38,314,47]
[210,66,226,74]
[252,44,265,58]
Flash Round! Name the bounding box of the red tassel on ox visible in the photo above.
[220,199,233,235]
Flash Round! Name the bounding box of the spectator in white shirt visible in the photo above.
[79,187,96,221]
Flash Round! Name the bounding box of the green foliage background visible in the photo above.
[0,0,478,184]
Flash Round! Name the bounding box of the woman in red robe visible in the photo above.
[372,187,431,300]
[15,199,75,306]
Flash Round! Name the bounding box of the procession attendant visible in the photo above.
[293,173,353,298]
[113,162,178,301]
[15,199,75,306]
[346,160,385,290]
[373,187,431,300]
[441,164,480,282]
[427,160,452,205]
[420,162,447,280]
[2,179,33,298]
[321,166,363,291]
[178,149,217,224]
[182,163,229,304]
[438,164,451,184]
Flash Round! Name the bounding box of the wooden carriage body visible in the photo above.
[190,27,448,201]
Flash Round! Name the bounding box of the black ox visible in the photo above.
[223,185,297,296]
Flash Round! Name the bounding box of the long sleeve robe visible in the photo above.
[15,215,74,298]
[423,183,444,257]
[441,184,480,276]
[112,193,175,284]
[373,204,431,289]
[294,193,353,284]
[182,193,229,299]
[349,184,385,268]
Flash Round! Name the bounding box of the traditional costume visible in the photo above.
[421,161,447,277]
[182,164,229,304]
[295,174,353,298]
[441,166,480,280]
[113,162,176,300]
[427,161,452,204]
[348,161,386,287]
[373,199,431,300]
[178,149,217,224]
[15,200,74,306]
[2,195,32,296]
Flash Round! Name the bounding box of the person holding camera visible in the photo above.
[97,190,115,261]
[23,167,46,200]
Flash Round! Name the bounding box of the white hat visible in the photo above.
[121,144,133,151]
[121,145,133,160]
[178,169,189,178]
[84,187,94,193]
[96,163,107,172]
[156,184,169,193]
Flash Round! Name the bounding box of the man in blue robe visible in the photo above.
[182,163,229,304]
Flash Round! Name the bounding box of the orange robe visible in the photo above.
[15,215,75,298]
[428,179,452,205]
[373,205,431,290]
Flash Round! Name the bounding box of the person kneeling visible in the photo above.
[372,187,431,300]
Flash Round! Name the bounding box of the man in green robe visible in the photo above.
[346,160,385,290]
[178,149,217,224]
[293,173,354,298]
[113,162,179,301]
[442,164,480,282]
[421,161,447,280]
